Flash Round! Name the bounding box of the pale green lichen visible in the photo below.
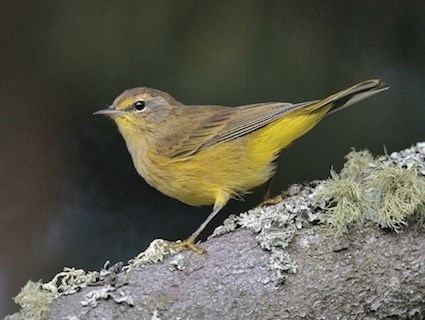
[11,240,176,319]
[237,207,264,232]
[208,214,239,237]
[11,266,113,319]
[13,281,56,320]
[81,284,134,307]
[255,207,297,251]
[340,149,375,180]
[42,267,99,296]
[269,250,297,284]
[379,142,425,174]
[123,239,179,272]
[319,147,425,234]
[209,183,322,283]
[368,166,425,231]
[317,170,369,235]
[169,253,188,271]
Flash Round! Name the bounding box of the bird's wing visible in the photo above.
[157,106,234,158]
[160,101,317,159]
[203,101,317,147]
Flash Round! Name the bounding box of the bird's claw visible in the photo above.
[258,195,284,207]
[169,237,206,254]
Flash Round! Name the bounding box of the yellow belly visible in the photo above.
[132,110,328,208]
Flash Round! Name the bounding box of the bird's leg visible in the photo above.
[262,172,275,201]
[259,173,283,206]
[259,158,284,206]
[170,204,224,254]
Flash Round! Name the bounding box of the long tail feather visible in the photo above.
[307,79,389,115]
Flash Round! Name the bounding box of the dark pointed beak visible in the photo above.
[93,107,125,116]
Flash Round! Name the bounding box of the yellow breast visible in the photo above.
[120,109,328,208]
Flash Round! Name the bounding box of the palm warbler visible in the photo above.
[94,79,388,253]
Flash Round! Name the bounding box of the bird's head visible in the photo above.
[94,87,179,134]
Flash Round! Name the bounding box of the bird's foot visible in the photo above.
[258,194,283,207]
[169,237,205,255]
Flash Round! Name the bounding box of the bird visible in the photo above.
[94,79,388,253]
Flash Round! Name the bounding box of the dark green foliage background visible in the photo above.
[1,1,424,316]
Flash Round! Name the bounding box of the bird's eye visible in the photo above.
[134,101,146,111]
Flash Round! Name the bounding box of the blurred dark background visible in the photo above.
[1,1,424,316]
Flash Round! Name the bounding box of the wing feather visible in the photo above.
[160,101,317,158]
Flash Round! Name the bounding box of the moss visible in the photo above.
[368,166,425,231]
[13,281,56,320]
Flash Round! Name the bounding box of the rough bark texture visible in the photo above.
[6,143,425,320]
[22,224,425,320]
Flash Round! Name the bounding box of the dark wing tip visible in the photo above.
[365,79,390,91]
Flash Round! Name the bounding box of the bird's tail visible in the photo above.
[305,79,389,115]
